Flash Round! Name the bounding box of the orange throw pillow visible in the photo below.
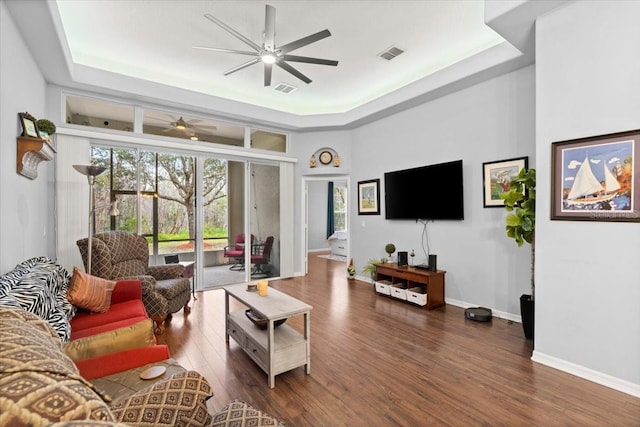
[68,267,116,313]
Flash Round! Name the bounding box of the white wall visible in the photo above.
[0,2,53,273]
[348,66,536,318]
[534,0,640,394]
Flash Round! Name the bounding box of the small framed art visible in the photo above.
[357,179,380,215]
[482,157,528,207]
[551,129,639,222]
[18,112,40,138]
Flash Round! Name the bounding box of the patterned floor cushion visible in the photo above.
[110,370,213,427]
[210,400,286,427]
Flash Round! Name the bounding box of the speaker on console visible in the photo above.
[428,254,437,271]
[397,251,408,266]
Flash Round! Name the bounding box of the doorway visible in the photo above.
[301,176,349,275]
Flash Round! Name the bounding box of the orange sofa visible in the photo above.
[0,257,170,380]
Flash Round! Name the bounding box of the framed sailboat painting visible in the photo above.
[551,129,640,222]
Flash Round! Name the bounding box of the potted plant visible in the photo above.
[501,167,536,339]
[384,243,396,263]
[36,119,56,136]
[362,258,383,283]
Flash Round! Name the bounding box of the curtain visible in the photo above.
[326,181,335,239]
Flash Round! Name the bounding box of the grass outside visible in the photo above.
[156,238,228,254]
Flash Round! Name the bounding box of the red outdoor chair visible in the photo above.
[251,236,274,278]
[223,233,254,271]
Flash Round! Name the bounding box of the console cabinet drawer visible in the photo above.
[246,336,267,369]
[227,317,245,345]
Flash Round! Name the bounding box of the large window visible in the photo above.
[142,108,245,147]
[65,95,288,152]
[91,146,229,256]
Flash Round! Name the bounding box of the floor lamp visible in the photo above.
[73,165,107,275]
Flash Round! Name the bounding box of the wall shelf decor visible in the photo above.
[310,147,339,168]
[17,136,56,180]
[16,112,56,180]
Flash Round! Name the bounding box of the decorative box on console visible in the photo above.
[406,287,427,306]
[390,283,407,300]
[374,279,392,295]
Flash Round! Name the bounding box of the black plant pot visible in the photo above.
[520,294,534,340]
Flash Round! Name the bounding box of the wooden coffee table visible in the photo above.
[223,283,312,388]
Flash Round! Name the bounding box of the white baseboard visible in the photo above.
[308,248,330,253]
[532,351,640,398]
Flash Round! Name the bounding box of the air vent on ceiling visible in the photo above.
[274,82,297,94]
[378,46,405,61]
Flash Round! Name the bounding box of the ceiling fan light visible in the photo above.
[190,135,199,141]
[261,53,277,64]
[175,123,186,130]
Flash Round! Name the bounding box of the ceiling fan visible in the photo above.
[158,115,217,137]
[193,4,338,86]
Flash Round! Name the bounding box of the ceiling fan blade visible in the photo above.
[264,5,276,51]
[193,125,218,131]
[193,46,258,56]
[282,54,338,66]
[204,13,262,52]
[279,29,332,54]
[154,117,176,123]
[276,61,312,84]
[264,63,273,86]
[224,58,261,76]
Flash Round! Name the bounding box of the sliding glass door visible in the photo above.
[90,146,282,291]
[246,162,280,279]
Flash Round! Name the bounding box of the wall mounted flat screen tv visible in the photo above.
[384,160,464,220]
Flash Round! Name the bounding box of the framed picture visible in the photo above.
[482,157,528,207]
[357,179,380,215]
[551,129,640,222]
[18,112,40,138]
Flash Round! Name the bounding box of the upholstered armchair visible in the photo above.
[77,231,191,334]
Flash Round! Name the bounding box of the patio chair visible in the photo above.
[223,233,254,271]
[251,236,274,278]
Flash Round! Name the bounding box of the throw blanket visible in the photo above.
[0,256,75,341]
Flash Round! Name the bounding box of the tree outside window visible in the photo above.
[91,146,228,254]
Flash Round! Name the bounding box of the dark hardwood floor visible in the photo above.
[158,253,640,426]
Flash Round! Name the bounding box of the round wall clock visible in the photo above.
[319,150,333,165]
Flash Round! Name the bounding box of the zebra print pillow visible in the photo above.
[0,256,74,341]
